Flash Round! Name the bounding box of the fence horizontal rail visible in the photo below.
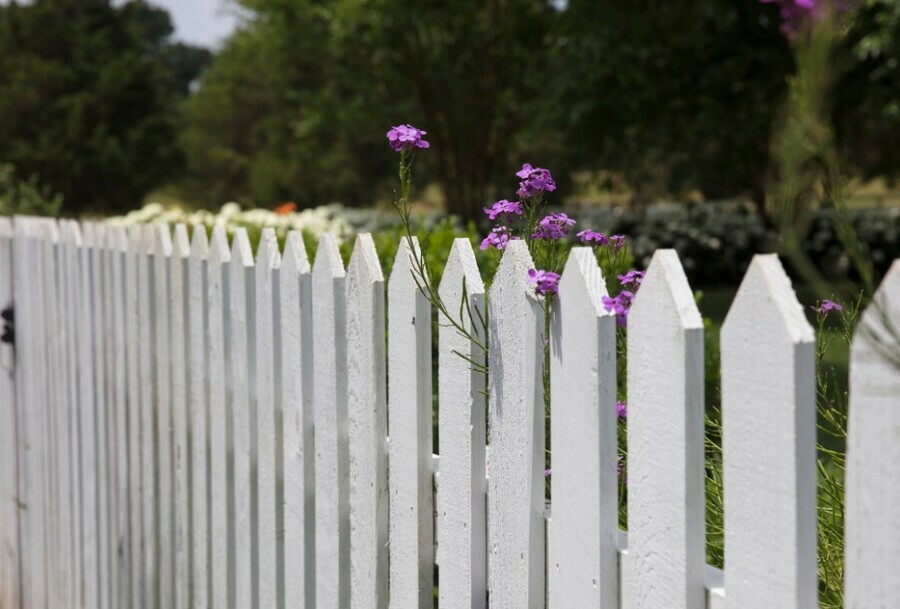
[0,216,898,609]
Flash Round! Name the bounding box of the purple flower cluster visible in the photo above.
[528,269,561,295]
[480,226,516,251]
[618,270,645,288]
[616,401,627,418]
[386,124,430,152]
[483,199,523,221]
[577,230,608,246]
[532,213,576,240]
[813,299,843,315]
[516,163,557,199]
[602,290,634,327]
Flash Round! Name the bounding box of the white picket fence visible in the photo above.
[0,215,898,609]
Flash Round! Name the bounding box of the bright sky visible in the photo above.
[141,0,240,48]
[0,0,241,48]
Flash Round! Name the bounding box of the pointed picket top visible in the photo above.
[348,233,383,286]
[173,224,190,260]
[127,224,141,254]
[41,217,59,243]
[721,253,816,609]
[208,226,230,265]
[282,230,310,276]
[313,232,345,280]
[257,227,281,271]
[487,238,545,609]
[846,259,900,608]
[390,235,426,293]
[631,249,701,330]
[155,224,173,261]
[190,224,209,259]
[108,224,128,253]
[141,223,157,257]
[625,249,705,609]
[0,215,10,238]
[231,227,253,269]
[558,246,610,315]
[438,237,484,303]
[723,254,813,345]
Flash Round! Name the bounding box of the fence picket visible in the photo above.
[280,231,314,609]
[172,224,192,609]
[256,228,281,609]
[625,249,705,609]
[139,223,158,609]
[487,240,545,609]
[108,224,131,609]
[846,260,900,607]
[346,233,388,609]
[312,233,350,609]
[436,238,487,609]
[387,237,433,609]
[230,228,257,609]
[721,254,816,609]
[547,247,618,609]
[0,217,20,609]
[126,224,145,609]
[189,226,211,609]
[41,220,64,609]
[154,225,176,609]
[207,226,231,609]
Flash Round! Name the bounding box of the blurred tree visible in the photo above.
[543,0,795,211]
[0,0,210,216]
[181,0,555,216]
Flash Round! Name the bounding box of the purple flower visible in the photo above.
[759,0,833,35]
[516,163,557,199]
[544,468,552,477]
[483,199,523,221]
[386,124,430,152]
[616,401,627,418]
[618,270,645,288]
[813,299,843,315]
[577,229,609,246]
[609,235,626,252]
[480,226,517,251]
[532,213,575,240]
[602,290,634,327]
[528,268,561,295]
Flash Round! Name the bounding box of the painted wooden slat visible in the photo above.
[624,249,705,609]
[487,240,545,609]
[845,260,900,608]
[189,226,211,609]
[0,217,20,609]
[139,223,158,609]
[280,231,314,609]
[126,224,145,609]
[101,223,119,609]
[172,224,192,609]
[388,236,433,609]
[547,248,618,609]
[40,220,63,609]
[312,233,350,609]
[229,228,256,609]
[436,238,487,609]
[255,228,281,609]
[346,233,388,609]
[108,224,131,609]
[155,225,176,609]
[68,221,87,609]
[721,254,816,609]
[207,227,231,609]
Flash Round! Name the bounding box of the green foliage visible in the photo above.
[0,164,64,217]
[0,0,210,216]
